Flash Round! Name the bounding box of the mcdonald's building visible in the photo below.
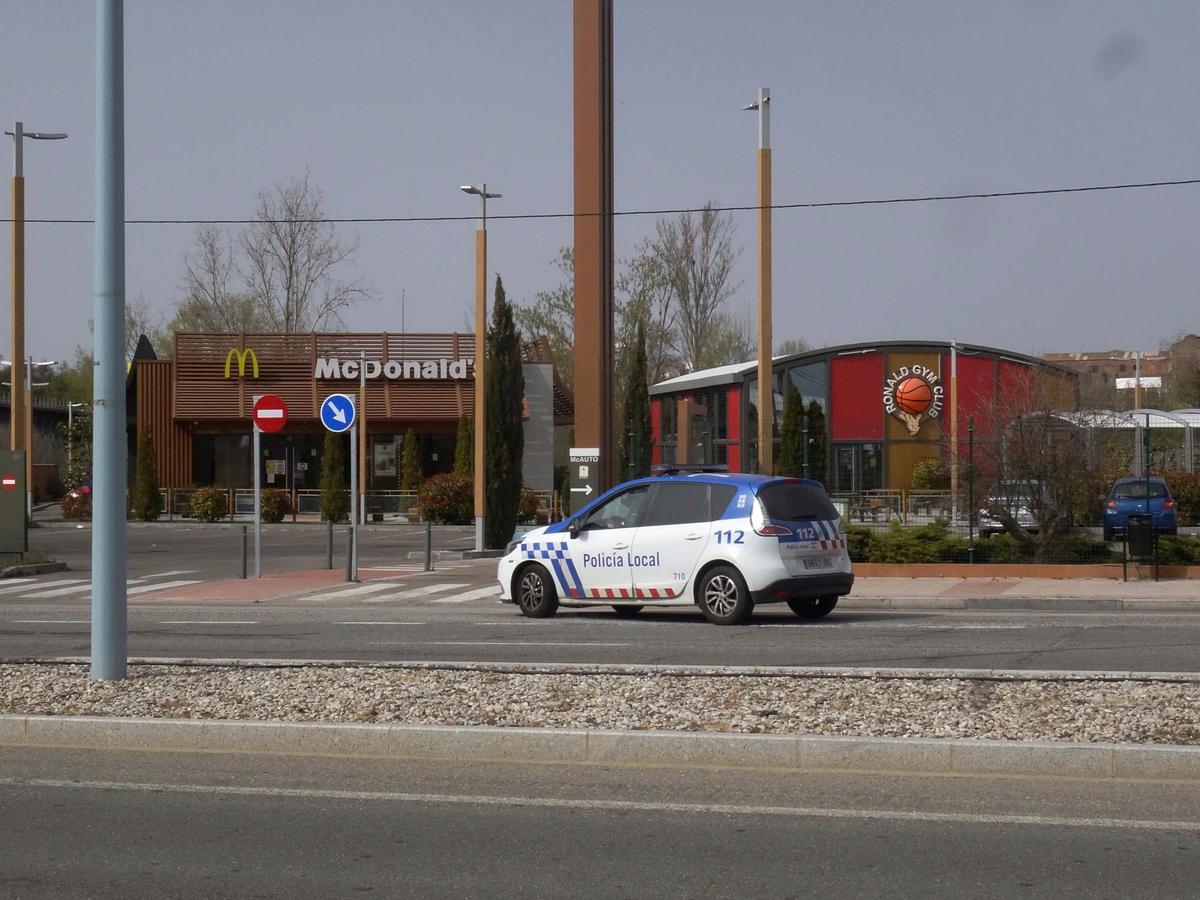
[649,340,1077,492]
[129,332,573,496]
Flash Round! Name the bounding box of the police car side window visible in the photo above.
[641,483,710,528]
[580,486,650,531]
[709,485,738,520]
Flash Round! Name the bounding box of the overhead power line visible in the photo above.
[4,177,1198,225]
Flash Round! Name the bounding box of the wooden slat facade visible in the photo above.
[135,359,191,487]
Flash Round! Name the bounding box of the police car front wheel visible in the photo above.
[515,564,559,619]
[698,566,753,626]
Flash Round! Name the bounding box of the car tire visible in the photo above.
[697,566,753,626]
[787,596,838,619]
[514,564,559,619]
[612,605,643,617]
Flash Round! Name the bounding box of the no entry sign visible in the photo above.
[252,394,288,433]
[1,473,16,492]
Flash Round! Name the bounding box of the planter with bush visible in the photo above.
[260,488,290,523]
[417,472,472,525]
[188,486,229,523]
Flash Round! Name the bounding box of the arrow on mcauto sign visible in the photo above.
[570,484,594,496]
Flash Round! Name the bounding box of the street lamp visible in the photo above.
[742,90,772,474]
[460,183,501,552]
[6,123,67,472]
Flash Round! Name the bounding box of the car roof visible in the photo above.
[1114,475,1168,484]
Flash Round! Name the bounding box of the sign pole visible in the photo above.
[350,424,358,581]
[254,422,261,578]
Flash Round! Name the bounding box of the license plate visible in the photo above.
[803,556,834,570]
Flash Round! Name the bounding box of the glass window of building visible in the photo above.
[787,361,827,411]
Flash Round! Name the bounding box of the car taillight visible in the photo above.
[1164,498,1176,510]
[750,498,792,537]
[1105,499,1117,510]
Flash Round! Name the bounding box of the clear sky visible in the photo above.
[2,0,1198,367]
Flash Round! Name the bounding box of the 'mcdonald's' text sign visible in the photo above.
[314,357,470,381]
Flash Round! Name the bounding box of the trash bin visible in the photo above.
[1127,514,1154,557]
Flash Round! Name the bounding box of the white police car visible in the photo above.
[497,472,853,625]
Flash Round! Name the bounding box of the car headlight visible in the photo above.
[505,540,521,555]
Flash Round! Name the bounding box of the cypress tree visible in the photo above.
[617,319,652,479]
[131,432,163,521]
[485,275,525,548]
[805,400,828,485]
[320,432,349,522]
[778,384,805,477]
[453,416,473,477]
[400,427,423,490]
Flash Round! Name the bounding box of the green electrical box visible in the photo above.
[0,450,28,555]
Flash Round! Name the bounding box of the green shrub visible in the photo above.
[130,433,163,521]
[517,488,541,524]
[417,472,473,525]
[189,486,228,522]
[844,525,878,563]
[62,491,91,520]
[260,488,290,523]
[1153,535,1200,566]
[847,520,1114,564]
[911,458,950,490]
[1162,471,1200,526]
[320,432,348,523]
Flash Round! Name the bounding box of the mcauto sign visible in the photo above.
[314,357,470,381]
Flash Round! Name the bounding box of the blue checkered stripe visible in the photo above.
[521,541,585,598]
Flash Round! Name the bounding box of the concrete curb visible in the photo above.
[843,596,1200,612]
[0,562,68,578]
[1,714,1197,780]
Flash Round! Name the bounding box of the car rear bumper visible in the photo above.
[751,572,855,605]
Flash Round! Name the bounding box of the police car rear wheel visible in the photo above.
[612,605,643,617]
[787,595,838,619]
[699,566,753,625]
[515,565,559,618]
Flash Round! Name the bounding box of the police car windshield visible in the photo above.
[758,481,838,521]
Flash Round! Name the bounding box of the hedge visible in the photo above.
[845,521,1117,564]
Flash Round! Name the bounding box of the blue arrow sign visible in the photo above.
[320,393,356,433]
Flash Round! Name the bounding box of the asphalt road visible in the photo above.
[5,598,1200,672]
[3,745,1198,899]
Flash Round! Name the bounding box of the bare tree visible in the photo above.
[177,226,268,333]
[513,248,576,390]
[241,172,369,331]
[649,202,742,372]
[616,240,680,384]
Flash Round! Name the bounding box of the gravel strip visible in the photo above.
[2,663,1199,745]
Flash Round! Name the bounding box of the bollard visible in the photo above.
[240,525,248,579]
[345,525,354,582]
[424,520,433,572]
[325,520,333,570]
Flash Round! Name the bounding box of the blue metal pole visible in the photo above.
[92,0,127,680]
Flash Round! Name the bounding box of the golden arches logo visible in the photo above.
[224,348,260,379]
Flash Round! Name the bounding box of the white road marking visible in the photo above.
[10,619,90,624]
[302,583,406,602]
[371,641,630,647]
[9,777,1199,833]
[336,621,426,626]
[363,583,468,603]
[140,570,200,579]
[0,578,40,595]
[126,580,203,596]
[158,620,258,625]
[431,586,501,604]
[16,580,93,598]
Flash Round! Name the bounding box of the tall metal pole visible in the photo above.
[24,356,32,515]
[9,123,25,468]
[92,0,127,680]
[349,424,358,581]
[752,88,773,474]
[474,191,487,551]
[359,349,367,525]
[950,340,958,526]
[253,423,261,577]
[967,416,975,563]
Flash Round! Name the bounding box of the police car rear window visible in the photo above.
[758,481,838,521]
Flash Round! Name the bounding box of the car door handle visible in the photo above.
[612,543,629,550]
[685,533,705,541]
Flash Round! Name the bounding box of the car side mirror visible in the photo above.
[568,518,582,538]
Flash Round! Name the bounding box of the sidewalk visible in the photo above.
[848,575,1200,610]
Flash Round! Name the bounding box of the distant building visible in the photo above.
[1044,334,1200,408]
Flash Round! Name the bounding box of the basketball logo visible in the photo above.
[883,365,944,435]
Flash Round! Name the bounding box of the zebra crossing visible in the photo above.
[299,579,500,606]
[0,570,203,602]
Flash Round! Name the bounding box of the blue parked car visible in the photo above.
[1103,476,1178,542]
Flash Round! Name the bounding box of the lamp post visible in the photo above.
[743,89,772,474]
[460,183,501,552]
[6,123,67,468]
